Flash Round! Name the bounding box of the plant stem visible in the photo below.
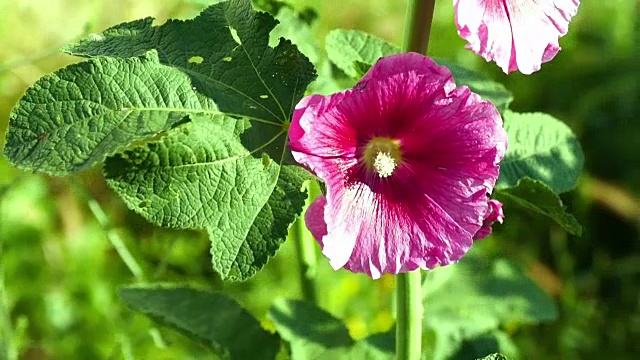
[403,0,437,54]
[396,271,423,360]
[293,181,321,303]
[86,198,146,282]
[396,1,436,359]
[69,180,146,282]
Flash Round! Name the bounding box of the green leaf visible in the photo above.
[498,111,584,193]
[424,256,559,324]
[476,353,509,360]
[324,29,512,111]
[3,52,217,175]
[268,298,353,350]
[432,59,513,112]
[268,299,394,360]
[105,116,310,280]
[232,164,313,280]
[325,29,398,78]
[64,0,315,127]
[429,329,516,360]
[495,177,582,235]
[342,331,395,360]
[5,0,316,175]
[423,255,557,344]
[313,333,394,360]
[5,0,318,280]
[118,285,280,360]
[269,5,342,95]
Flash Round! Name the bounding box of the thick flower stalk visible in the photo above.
[455,0,581,74]
[289,53,507,279]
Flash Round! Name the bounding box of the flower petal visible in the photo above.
[473,199,505,240]
[304,195,328,246]
[454,0,580,74]
[360,52,453,90]
[318,177,474,279]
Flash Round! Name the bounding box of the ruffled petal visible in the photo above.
[304,196,328,246]
[473,199,505,240]
[454,0,580,74]
[359,52,454,91]
[319,175,473,279]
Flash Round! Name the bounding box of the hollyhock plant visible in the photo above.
[289,53,508,279]
[454,0,580,74]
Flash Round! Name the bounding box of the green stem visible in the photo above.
[396,1,436,359]
[402,0,437,54]
[396,271,423,360]
[70,180,146,282]
[294,181,321,303]
[86,198,146,282]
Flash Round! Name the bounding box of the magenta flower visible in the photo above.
[289,53,507,279]
[454,0,580,74]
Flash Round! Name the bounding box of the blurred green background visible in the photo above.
[0,0,638,359]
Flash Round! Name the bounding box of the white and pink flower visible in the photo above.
[455,0,581,74]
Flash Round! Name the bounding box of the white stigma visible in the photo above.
[373,151,397,178]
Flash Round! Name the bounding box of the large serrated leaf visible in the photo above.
[5,0,316,175]
[226,165,312,280]
[495,177,582,235]
[64,0,316,127]
[105,116,310,280]
[498,111,584,193]
[118,285,280,360]
[3,51,217,175]
[324,29,512,111]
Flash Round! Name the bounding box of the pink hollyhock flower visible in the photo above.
[289,53,507,279]
[454,0,580,74]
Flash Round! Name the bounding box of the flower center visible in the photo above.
[363,137,402,178]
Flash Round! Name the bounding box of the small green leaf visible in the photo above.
[325,29,398,78]
[498,111,584,193]
[118,285,280,360]
[423,255,558,333]
[476,353,509,360]
[105,117,310,280]
[430,330,516,360]
[495,177,582,235]
[313,332,395,360]
[342,331,395,360]
[268,299,394,360]
[324,29,512,111]
[432,59,513,112]
[3,52,217,175]
[426,256,559,324]
[268,298,353,349]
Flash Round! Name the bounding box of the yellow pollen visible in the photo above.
[363,137,402,178]
[373,152,396,178]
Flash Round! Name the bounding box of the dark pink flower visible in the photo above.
[289,53,507,279]
[454,0,580,74]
